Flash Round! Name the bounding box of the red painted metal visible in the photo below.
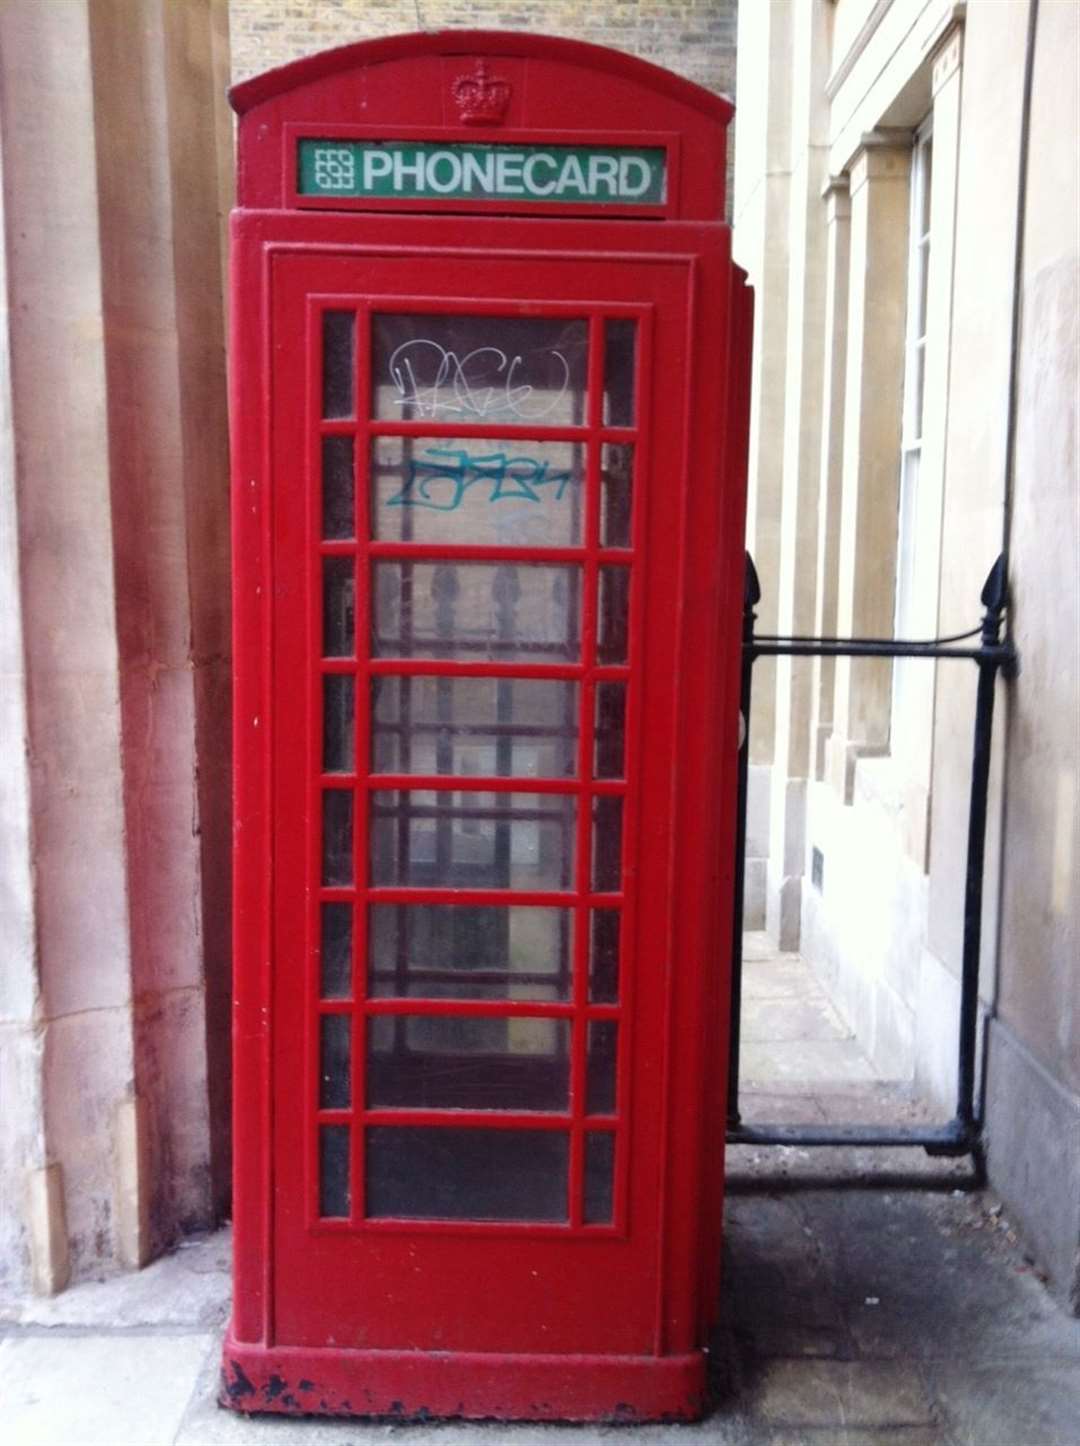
[226,30,750,1424]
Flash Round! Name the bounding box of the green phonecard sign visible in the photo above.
[298,139,667,206]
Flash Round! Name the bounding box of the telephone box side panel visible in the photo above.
[697,267,755,1332]
[229,213,276,1346]
[648,233,739,1353]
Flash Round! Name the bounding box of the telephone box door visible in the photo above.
[261,231,728,1370]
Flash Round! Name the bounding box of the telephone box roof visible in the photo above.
[229,28,733,125]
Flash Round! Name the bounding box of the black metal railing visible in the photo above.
[726,553,1017,1159]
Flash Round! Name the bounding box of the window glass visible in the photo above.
[367,1015,570,1111]
[371,314,588,428]
[369,904,572,1001]
[366,1127,569,1221]
[372,675,578,779]
[372,562,581,663]
[372,436,584,547]
[370,790,575,891]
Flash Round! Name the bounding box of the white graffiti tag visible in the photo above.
[387,340,571,421]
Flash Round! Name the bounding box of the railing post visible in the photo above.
[955,554,1009,1134]
[727,552,760,1129]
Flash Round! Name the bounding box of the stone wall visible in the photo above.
[0,0,232,1297]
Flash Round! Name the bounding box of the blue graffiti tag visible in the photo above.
[386,446,577,512]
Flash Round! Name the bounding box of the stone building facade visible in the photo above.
[734,0,1078,1310]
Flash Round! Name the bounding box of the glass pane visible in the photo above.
[584,1131,615,1224]
[371,313,588,428]
[371,436,584,547]
[367,1015,570,1111]
[603,319,637,427]
[600,443,634,548]
[322,435,355,540]
[592,796,623,893]
[597,566,630,665]
[918,135,933,237]
[586,1020,618,1115]
[366,1126,569,1221]
[323,674,355,773]
[589,909,620,1004]
[320,1013,351,1109]
[322,790,353,886]
[319,1125,350,1217]
[322,311,355,419]
[594,681,626,779]
[372,675,578,779]
[369,904,572,1001]
[323,557,355,658]
[370,790,575,891]
[372,561,581,663]
[321,903,352,999]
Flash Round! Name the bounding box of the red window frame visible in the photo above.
[307,294,652,1239]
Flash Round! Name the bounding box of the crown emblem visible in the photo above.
[452,61,512,126]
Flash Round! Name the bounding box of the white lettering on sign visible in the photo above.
[363,150,393,189]
[523,153,558,196]
[300,140,667,205]
[619,156,653,197]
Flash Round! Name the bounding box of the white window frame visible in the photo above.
[892,115,934,746]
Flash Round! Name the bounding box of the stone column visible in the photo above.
[764,0,832,948]
[0,0,231,1295]
[809,177,851,781]
[826,134,911,802]
[732,0,794,926]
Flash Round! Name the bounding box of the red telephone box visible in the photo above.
[224,30,752,1423]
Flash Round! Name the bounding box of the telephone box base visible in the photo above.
[219,1329,708,1423]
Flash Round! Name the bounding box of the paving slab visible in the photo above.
[926,1357,1080,1446]
[740,1038,879,1086]
[743,1359,936,1429]
[0,1331,212,1446]
[0,1228,231,1330]
[740,994,851,1044]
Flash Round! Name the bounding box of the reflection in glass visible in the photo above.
[586,1020,618,1115]
[321,903,352,999]
[370,790,575,892]
[320,1014,351,1109]
[319,1125,350,1217]
[371,436,584,547]
[584,1131,615,1224]
[594,681,626,779]
[322,435,355,539]
[600,443,633,548]
[589,910,620,1004]
[322,790,353,886]
[367,1015,570,1111]
[323,674,355,774]
[592,796,623,893]
[371,313,588,428]
[322,311,355,419]
[366,1126,569,1221]
[597,566,630,665]
[372,561,581,663]
[372,675,578,779]
[603,319,637,427]
[369,904,572,1000]
[323,557,355,658]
